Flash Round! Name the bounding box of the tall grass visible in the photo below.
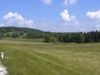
[0,39,100,75]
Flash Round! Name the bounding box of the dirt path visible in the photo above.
[0,65,7,75]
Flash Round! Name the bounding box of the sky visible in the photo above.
[0,0,100,32]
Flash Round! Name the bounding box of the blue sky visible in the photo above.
[0,0,100,32]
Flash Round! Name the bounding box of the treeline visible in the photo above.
[44,31,100,43]
[0,27,100,43]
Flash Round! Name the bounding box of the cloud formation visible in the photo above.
[40,0,53,4]
[60,9,79,25]
[3,12,34,28]
[87,10,100,30]
[64,0,76,6]
[87,10,100,22]
[59,9,81,32]
[40,0,76,5]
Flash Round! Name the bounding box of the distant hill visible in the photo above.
[0,27,45,38]
[0,27,43,33]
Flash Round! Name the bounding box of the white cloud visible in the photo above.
[64,0,76,6]
[40,0,76,5]
[40,0,53,4]
[87,10,100,30]
[3,12,34,28]
[59,9,81,32]
[87,10,100,22]
[60,9,79,25]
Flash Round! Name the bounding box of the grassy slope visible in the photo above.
[0,39,100,75]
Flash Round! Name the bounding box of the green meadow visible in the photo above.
[0,39,100,75]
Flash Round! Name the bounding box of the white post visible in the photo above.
[1,52,4,59]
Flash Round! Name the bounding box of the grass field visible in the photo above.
[0,39,100,75]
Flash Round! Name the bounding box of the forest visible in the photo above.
[0,27,100,43]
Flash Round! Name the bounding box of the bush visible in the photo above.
[44,36,58,43]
